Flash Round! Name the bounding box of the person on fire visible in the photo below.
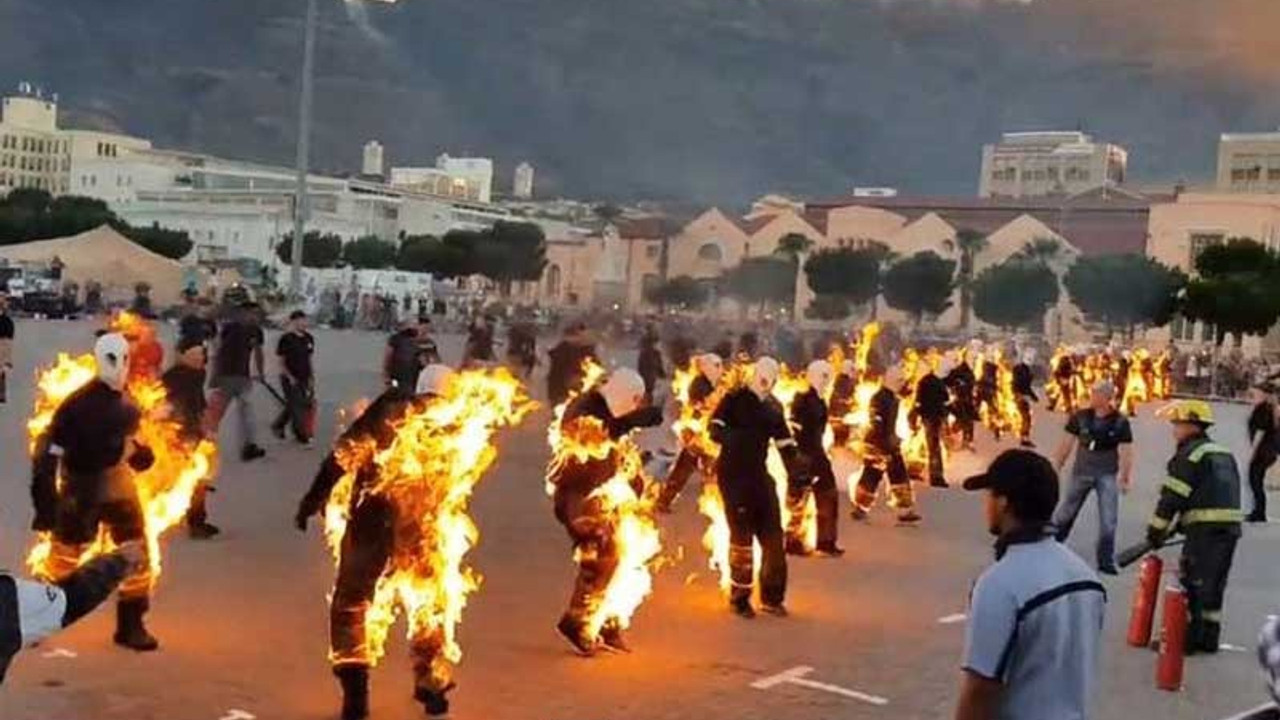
[913,356,951,488]
[1145,399,1243,655]
[852,367,922,525]
[161,337,220,539]
[944,350,978,451]
[549,368,663,655]
[656,353,723,514]
[1049,349,1078,414]
[829,359,858,449]
[710,357,801,618]
[785,359,844,558]
[976,346,1003,441]
[1013,349,1038,449]
[29,332,160,652]
[294,364,460,720]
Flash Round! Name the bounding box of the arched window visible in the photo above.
[697,242,723,262]
[545,264,563,298]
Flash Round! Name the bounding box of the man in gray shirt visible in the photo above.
[956,449,1106,720]
[1052,380,1134,574]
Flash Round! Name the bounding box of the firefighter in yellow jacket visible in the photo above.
[1145,399,1243,655]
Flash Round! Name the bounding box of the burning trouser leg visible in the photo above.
[1016,396,1033,446]
[724,481,787,616]
[46,495,156,651]
[656,447,703,513]
[1179,527,1239,655]
[786,455,840,555]
[330,499,394,720]
[923,418,947,487]
[557,516,620,655]
[853,451,918,524]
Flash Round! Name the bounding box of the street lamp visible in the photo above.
[289,0,319,299]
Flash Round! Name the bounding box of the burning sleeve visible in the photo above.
[298,453,345,522]
[610,406,664,438]
[56,552,130,626]
[30,429,61,532]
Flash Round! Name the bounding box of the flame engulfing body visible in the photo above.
[26,354,217,587]
[322,369,532,675]
[548,361,662,639]
[1044,347,1172,416]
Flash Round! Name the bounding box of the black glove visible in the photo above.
[127,442,155,472]
[294,507,311,532]
[628,406,665,429]
[1145,525,1167,549]
[32,508,56,533]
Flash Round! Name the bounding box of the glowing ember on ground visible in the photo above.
[322,368,532,676]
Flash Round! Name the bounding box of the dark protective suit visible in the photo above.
[637,337,665,405]
[295,388,450,693]
[1050,356,1077,413]
[657,373,716,511]
[945,363,977,447]
[31,380,153,603]
[710,387,797,607]
[547,341,598,406]
[855,387,916,512]
[549,391,663,634]
[1012,362,1038,443]
[976,360,1002,439]
[1246,401,1276,521]
[829,371,857,447]
[913,373,949,484]
[1146,433,1243,653]
[161,364,213,529]
[786,387,839,550]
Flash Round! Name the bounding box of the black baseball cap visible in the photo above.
[289,310,307,320]
[963,449,1060,524]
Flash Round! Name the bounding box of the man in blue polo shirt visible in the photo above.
[955,449,1106,720]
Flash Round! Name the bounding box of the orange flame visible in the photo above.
[547,360,662,639]
[321,368,533,676]
[26,353,217,588]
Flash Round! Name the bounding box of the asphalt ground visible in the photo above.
[0,319,1276,720]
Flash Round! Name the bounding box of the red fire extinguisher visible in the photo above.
[1156,585,1188,691]
[1127,554,1163,647]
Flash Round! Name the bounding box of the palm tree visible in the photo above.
[1016,237,1065,268]
[949,228,988,331]
[774,232,815,263]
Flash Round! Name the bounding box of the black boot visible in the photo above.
[335,665,370,720]
[113,598,159,652]
[414,682,455,718]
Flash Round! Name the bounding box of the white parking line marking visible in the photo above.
[41,648,77,659]
[219,710,256,720]
[1220,643,1249,653]
[752,665,889,706]
[1216,702,1277,720]
[937,613,967,625]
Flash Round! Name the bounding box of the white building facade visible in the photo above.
[980,131,1128,198]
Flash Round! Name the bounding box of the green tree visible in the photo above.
[720,256,795,314]
[1063,254,1185,336]
[396,234,471,278]
[971,260,1060,331]
[805,293,853,321]
[804,247,884,310]
[645,275,709,310]
[948,228,988,330]
[342,234,398,269]
[482,220,547,291]
[1014,237,1067,268]
[882,251,956,326]
[774,232,815,262]
[274,231,343,268]
[1181,237,1280,346]
[115,222,193,260]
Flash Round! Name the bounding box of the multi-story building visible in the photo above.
[361,140,385,178]
[0,84,150,197]
[513,161,534,200]
[1217,132,1280,194]
[979,131,1128,199]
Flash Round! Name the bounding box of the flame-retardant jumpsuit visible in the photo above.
[854,387,916,512]
[657,373,716,511]
[913,372,950,485]
[296,389,449,694]
[549,391,663,636]
[1012,361,1037,444]
[1145,433,1242,654]
[786,387,839,551]
[30,380,154,625]
[710,387,798,607]
[944,362,977,448]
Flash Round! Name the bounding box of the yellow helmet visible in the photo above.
[1156,399,1215,426]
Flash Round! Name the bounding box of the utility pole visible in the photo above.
[290,0,318,298]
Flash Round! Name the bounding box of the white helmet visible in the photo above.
[1020,348,1037,365]
[415,364,455,397]
[806,360,834,395]
[695,353,724,385]
[601,368,646,418]
[967,339,984,356]
[882,366,904,393]
[95,333,130,391]
[749,357,780,398]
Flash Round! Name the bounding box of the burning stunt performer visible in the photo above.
[657,353,723,513]
[1145,400,1243,655]
[784,360,844,558]
[29,333,160,651]
[710,357,800,618]
[549,367,663,655]
[852,368,921,525]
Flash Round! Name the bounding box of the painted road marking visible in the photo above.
[937,613,967,625]
[1220,643,1249,654]
[752,666,889,706]
[1217,702,1278,720]
[41,648,77,659]
[219,710,256,720]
